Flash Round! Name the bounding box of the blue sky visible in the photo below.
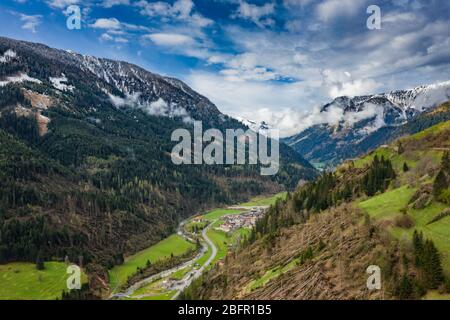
[0,0,449,135]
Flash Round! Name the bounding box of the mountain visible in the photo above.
[185,116,450,300]
[283,82,450,168]
[0,37,317,274]
[235,117,273,136]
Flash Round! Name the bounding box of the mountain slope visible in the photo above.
[283,83,450,168]
[187,119,450,300]
[0,37,317,275]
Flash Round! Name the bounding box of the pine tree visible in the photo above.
[36,252,45,270]
[403,162,409,172]
[398,274,413,299]
[441,151,450,173]
[398,141,404,154]
[423,240,444,289]
[433,169,448,197]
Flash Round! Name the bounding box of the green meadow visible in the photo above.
[239,192,287,207]
[201,208,242,220]
[0,262,87,300]
[109,234,195,291]
[359,187,450,272]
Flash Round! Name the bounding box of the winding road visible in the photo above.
[110,219,218,300]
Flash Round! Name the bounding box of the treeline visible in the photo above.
[249,156,396,241]
[396,231,449,299]
[433,151,450,204]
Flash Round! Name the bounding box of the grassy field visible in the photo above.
[109,234,195,291]
[359,186,450,272]
[0,262,87,300]
[201,208,242,220]
[207,221,251,266]
[239,192,287,207]
[247,258,298,292]
[359,186,416,220]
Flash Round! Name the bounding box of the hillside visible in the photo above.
[187,116,450,300]
[0,37,317,287]
[283,86,450,168]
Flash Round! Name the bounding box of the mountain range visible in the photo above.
[282,82,450,168]
[0,37,316,274]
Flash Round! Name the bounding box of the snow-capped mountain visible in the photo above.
[0,36,317,179]
[235,116,273,136]
[283,82,450,168]
[0,36,221,124]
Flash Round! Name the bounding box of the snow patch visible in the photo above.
[0,49,17,63]
[108,92,193,122]
[0,73,42,86]
[49,74,75,92]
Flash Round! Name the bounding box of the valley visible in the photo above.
[187,117,450,300]
[0,35,449,302]
[108,193,284,300]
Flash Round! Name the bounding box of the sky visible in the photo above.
[0,0,449,136]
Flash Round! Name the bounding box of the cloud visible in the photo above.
[316,0,368,22]
[90,18,121,29]
[19,13,42,33]
[137,0,213,27]
[144,33,195,46]
[46,0,80,9]
[108,92,192,122]
[102,0,130,8]
[186,71,323,136]
[321,69,382,98]
[232,1,275,28]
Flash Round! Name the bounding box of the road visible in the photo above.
[170,220,217,300]
[110,219,218,300]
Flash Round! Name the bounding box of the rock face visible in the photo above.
[283,82,450,168]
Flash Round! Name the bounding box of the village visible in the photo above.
[215,208,265,233]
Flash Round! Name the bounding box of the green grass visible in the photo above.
[359,186,416,220]
[109,234,195,291]
[238,192,287,207]
[206,229,229,264]
[409,119,450,140]
[0,262,87,300]
[247,258,299,292]
[201,209,242,220]
[170,266,191,281]
[206,223,251,267]
[390,202,450,271]
[423,290,450,300]
[359,187,450,273]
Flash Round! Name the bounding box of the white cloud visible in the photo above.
[46,0,79,9]
[144,33,195,46]
[316,0,367,22]
[19,14,42,33]
[233,1,275,28]
[102,0,130,8]
[322,69,382,98]
[90,18,121,29]
[137,0,213,27]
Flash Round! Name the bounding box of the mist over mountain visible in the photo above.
[0,36,316,271]
[282,82,450,168]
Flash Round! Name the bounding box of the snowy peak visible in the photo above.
[235,116,273,135]
[284,81,450,168]
[0,36,220,121]
[318,81,450,132]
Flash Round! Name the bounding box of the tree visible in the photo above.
[398,274,413,299]
[423,240,444,289]
[36,251,45,270]
[403,162,409,172]
[433,169,448,197]
[398,141,404,154]
[441,151,450,173]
